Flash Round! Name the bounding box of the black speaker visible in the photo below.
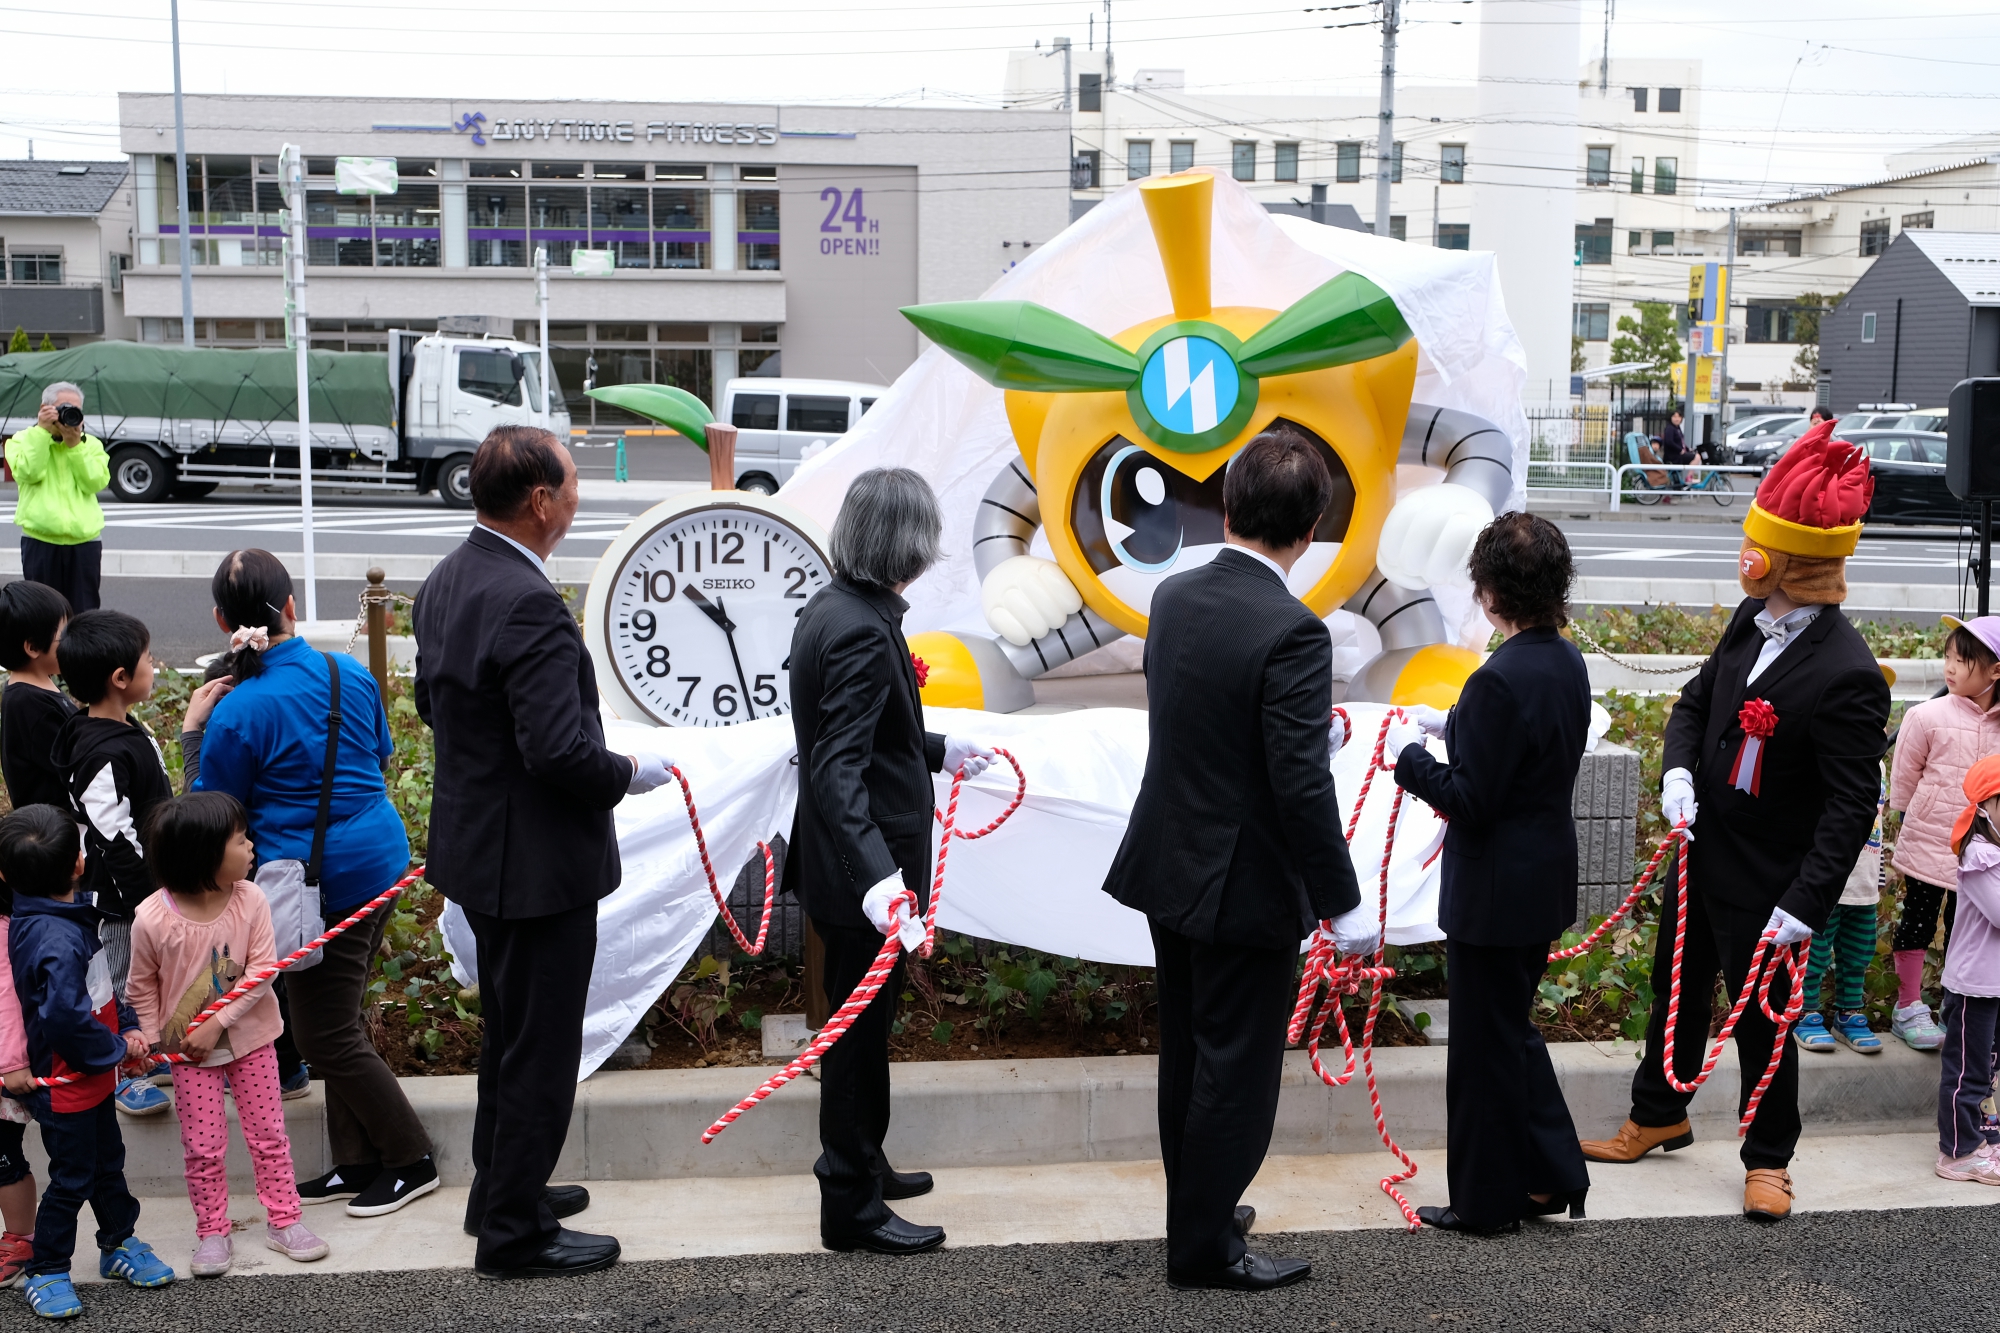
[1948,377,2000,500]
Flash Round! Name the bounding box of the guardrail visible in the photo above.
[1526,461,1769,512]
[1609,462,1765,513]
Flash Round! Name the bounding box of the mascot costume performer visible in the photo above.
[1578,420,1890,1221]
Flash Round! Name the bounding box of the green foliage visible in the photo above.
[1608,301,1683,385]
[35,334,54,353]
[6,326,27,354]
[1559,603,1946,661]
[1571,334,1585,374]
[1789,292,1842,381]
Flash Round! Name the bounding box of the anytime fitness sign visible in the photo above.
[430,112,778,147]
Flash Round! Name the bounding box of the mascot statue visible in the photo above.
[896,171,1513,711]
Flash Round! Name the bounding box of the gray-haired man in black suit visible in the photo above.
[1102,427,1369,1292]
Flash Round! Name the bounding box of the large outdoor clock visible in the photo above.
[584,492,833,727]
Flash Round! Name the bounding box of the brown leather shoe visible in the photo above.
[1577,1118,1695,1163]
[1743,1168,1794,1221]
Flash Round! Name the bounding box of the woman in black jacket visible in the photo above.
[1391,511,1593,1233]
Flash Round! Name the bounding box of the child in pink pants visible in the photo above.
[127,793,329,1276]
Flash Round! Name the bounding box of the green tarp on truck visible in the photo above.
[0,341,394,431]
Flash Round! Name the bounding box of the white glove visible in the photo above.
[942,736,995,779]
[1766,907,1813,947]
[1661,767,1697,837]
[1375,483,1495,590]
[980,555,1084,646]
[1381,715,1425,763]
[1406,703,1450,738]
[861,874,926,953]
[1327,711,1352,765]
[627,753,675,794]
[1328,904,1383,957]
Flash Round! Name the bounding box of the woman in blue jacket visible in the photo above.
[188,549,437,1219]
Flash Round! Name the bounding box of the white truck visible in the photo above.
[0,330,570,507]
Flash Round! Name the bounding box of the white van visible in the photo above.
[720,376,887,493]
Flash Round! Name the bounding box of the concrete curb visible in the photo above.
[1574,577,1957,613]
[33,1040,1944,1194]
[0,547,602,585]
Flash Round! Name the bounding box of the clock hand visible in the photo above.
[713,596,760,721]
[681,584,737,634]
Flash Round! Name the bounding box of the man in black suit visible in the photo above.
[1579,424,1888,1221]
[788,466,994,1256]
[415,427,673,1278]
[1102,428,1365,1291]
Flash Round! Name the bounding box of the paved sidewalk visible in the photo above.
[73,1130,1990,1283]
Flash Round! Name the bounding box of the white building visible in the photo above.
[112,94,1070,428]
[0,159,135,347]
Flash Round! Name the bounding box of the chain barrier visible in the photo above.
[1566,625,1710,677]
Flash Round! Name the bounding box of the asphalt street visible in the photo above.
[42,1207,2000,1332]
[1558,518,1972,592]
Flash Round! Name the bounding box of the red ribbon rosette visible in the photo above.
[1728,698,1778,796]
[911,652,930,688]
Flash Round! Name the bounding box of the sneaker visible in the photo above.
[0,1231,33,1288]
[280,1062,312,1101]
[1830,1011,1883,1054]
[189,1235,232,1278]
[265,1222,329,1263]
[113,1077,170,1117]
[22,1272,82,1319]
[1792,1012,1836,1052]
[296,1163,379,1205]
[97,1237,174,1287]
[1936,1150,2000,1185]
[145,1058,174,1088]
[346,1154,439,1217]
[1892,1001,1947,1051]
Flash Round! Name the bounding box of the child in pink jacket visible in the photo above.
[1889,615,2000,1049]
[128,793,329,1278]
[1935,756,2000,1184]
[0,888,42,1286]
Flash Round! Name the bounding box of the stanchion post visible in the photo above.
[365,566,389,699]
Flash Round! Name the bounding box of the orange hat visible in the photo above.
[1950,754,2000,858]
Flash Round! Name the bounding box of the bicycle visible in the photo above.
[1622,436,1741,508]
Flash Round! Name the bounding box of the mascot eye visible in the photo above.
[1135,466,1166,506]
[1072,438,1228,577]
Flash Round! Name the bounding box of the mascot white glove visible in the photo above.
[861,874,927,953]
[1405,704,1451,738]
[942,737,995,779]
[1766,907,1813,948]
[981,555,1084,646]
[1327,711,1352,765]
[1661,768,1698,837]
[627,753,675,795]
[1328,903,1384,957]
[1376,483,1495,589]
[1381,715,1425,763]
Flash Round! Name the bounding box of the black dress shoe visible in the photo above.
[1415,1205,1520,1235]
[1524,1188,1586,1220]
[881,1169,933,1201]
[1234,1205,1255,1237]
[474,1227,621,1279]
[822,1213,946,1255]
[1168,1250,1310,1292]
[464,1186,594,1236]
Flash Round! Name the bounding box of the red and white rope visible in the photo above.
[34,867,425,1088]
[670,765,777,956]
[702,748,1026,1143]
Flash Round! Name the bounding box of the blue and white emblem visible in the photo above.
[1139,336,1240,437]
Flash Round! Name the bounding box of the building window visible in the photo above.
[1630,87,1648,112]
[1902,210,1934,230]
[1586,145,1611,187]
[1630,156,1645,194]
[1628,229,1644,254]
[1170,140,1195,172]
[1861,312,1877,343]
[1653,157,1678,195]
[1658,87,1682,113]
[1575,220,1612,265]
[1745,303,1804,344]
[1072,150,1100,190]
[1275,142,1300,183]
[652,187,709,269]
[108,253,129,293]
[1232,142,1257,181]
[1078,73,1102,113]
[1860,217,1890,257]
[1335,142,1361,183]
[528,180,587,267]
[470,179,527,268]
[738,189,780,270]
[1440,144,1465,184]
[1389,215,1406,241]
[7,251,61,284]
[1573,302,1610,341]
[1126,141,1153,180]
[1652,230,1675,255]
[1437,222,1469,250]
[1739,229,1802,258]
[1392,142,1404,184]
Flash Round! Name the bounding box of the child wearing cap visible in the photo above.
[1887,616,2000,1050]
[1935,756,2000,1184]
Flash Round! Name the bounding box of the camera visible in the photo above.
[52,403,83,430]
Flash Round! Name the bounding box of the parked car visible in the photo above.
[721,376,887,494]
[1838,411,1911,433]
[1851,429,1962,525]
[1890,407,1949,433]
[1726,413,1807,443]
[1731,416,1815,468]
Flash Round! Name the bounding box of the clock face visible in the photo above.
[596,498,833,727]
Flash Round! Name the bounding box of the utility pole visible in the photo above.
[1718,207,1737,444]
[1103,0,1114,90]
[279,144,317,620]
[170,0,194,347]
[1374,0,1400,237]
[536,246,551,417]
[1057,37,1073,111]
[1600,0,1613,93]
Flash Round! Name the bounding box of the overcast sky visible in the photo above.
[3,0,1996,200]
